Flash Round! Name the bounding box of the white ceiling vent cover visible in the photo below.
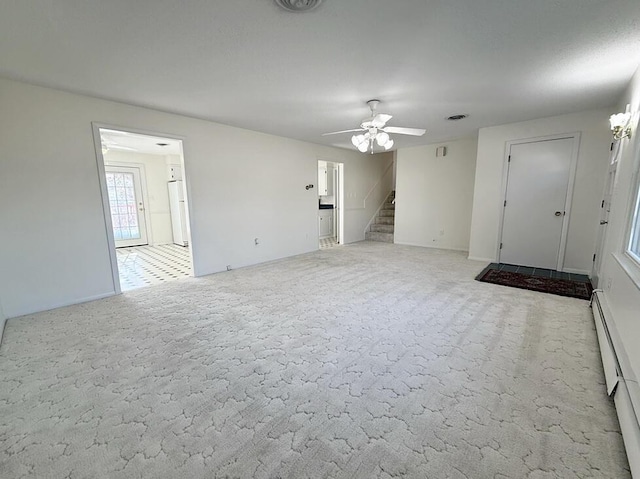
[275,0,323,12]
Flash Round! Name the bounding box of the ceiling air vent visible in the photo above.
[446,114,468,121]
[275,0,323,12]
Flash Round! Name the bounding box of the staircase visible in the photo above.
[365,192,395,243]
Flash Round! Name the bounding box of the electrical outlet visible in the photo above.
[226,265,232,271]
[255,238,259,246]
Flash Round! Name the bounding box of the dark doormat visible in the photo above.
[475,265,593,300]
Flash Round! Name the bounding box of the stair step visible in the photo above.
[379,209,395,217]
[383,203,395,209]
[376,216,395,225]
[371,224,394,233]
[365,231,394,243]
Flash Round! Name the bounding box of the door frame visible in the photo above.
[104,163,153,247]
[317,159,344,245]
[592,159,618,285]
[592,141,621,286]
[92,122,191,294]
[336,162,344,245]
[495,132,581,271]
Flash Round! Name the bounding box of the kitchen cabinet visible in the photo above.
[318,209,333,238]
[326,164,334,196]
[318,162,335,197]
[318,165,328,196]
[167,165,183,181]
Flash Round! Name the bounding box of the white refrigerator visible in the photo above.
[168,180,188,246]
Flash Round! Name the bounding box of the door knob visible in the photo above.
[554,211,563,216]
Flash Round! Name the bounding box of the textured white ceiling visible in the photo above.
[1,0,639,151]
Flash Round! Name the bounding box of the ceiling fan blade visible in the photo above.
[371,114,392,128]
[382,126,426,136]
[322,128,365,136]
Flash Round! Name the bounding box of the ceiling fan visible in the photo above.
[323,99,426,153]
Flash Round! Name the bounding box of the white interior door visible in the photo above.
[592,157,618,286]
[500,137,574,269]
[105,166,148,248]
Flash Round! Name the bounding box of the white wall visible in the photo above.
[395,137,477,251]
[599,64,640,385]
[104,150,174,245]
[468,108,614,273]
[0,78,391,319]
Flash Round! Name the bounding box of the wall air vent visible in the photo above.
[275,0,323,12]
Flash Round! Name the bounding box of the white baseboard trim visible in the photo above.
[615,380,640,476]
[592,291,640,476]
[7,291,117,320]
[394,241,469,253]
[467,256,495,263]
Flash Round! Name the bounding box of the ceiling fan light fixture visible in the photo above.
[323,100,425,154]
[376,132,389,146]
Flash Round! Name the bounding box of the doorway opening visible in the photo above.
[318,160,344,249]
[94,126,193,292]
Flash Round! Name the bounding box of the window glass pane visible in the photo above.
[629,187,640,261]
[106,170,141,242]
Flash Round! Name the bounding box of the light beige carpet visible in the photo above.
[0,242,630,478]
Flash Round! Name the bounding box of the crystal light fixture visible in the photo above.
[610,111,632,140]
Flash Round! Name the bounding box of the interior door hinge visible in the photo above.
[508,155,511,162]
[601,200,605,208]
[593,253,596,262]
[500,243,503,249]
[504,200,507,207]
[611,142,614,151]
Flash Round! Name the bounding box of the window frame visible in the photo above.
[620,135,640,286]
[626,165,640,265]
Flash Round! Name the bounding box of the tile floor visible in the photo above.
[319,237,339,249]
[116,244,192,291]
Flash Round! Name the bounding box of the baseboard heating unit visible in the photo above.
[591,290,640,476]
